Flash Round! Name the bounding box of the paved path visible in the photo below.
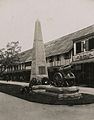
[0,80,94,95]
[0,91,94,120]
[0,80,94,120]
[0,80,29,86]
[79,87,94,95]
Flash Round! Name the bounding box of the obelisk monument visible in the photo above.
[30,19,48,81]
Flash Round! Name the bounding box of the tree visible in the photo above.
[0,41,21,75]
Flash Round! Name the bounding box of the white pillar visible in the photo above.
[74,43,76,55]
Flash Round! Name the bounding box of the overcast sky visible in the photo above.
[0,0,94,51]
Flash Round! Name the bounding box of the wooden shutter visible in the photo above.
[81,42,84,52]
[85,40,89,51]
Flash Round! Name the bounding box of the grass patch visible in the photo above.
[0,83,94,105]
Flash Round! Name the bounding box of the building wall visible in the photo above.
[2,50,72,81]
[47,51,72,68]
[73,35,94,62]
[72,35,94,85]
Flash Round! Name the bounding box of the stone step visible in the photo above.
[32,89,82,101]
[32,85,79,94]
[33,89,58,97]
[46,86,79,94]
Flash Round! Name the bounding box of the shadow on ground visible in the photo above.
[0,83,94,105]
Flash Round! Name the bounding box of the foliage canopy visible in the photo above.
[0,41,21,75]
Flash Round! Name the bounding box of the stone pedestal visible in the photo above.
[32,85,82,101]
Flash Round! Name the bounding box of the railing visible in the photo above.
[73,50,94,62]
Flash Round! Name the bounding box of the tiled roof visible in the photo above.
[45,25,94,57]
[19,49,33,63]
[19,25,94,63]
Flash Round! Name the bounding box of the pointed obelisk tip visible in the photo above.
[36,18,40,23]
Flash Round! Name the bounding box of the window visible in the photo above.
[85,40,88,51]
[39,66,46,74]
[56,55,60,61]
[64,52,71,59]
[76,42,81,53]
[49,57,54,62]
[25,62,31,66]
[88,38,94,50]
[81,41,84,52]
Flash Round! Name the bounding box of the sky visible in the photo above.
[0,0,94,51]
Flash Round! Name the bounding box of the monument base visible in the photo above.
[32,85,82,101]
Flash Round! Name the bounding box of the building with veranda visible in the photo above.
[1,22,94,86]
